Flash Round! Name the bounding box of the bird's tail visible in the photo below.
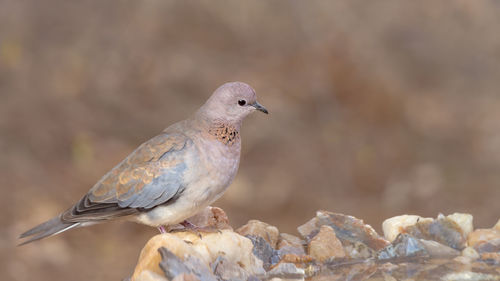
[18,215,80,246]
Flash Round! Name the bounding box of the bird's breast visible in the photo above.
[185,137,241,205]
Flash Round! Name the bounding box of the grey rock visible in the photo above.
[211,255,249,281]
[158,247,217,281]
[247,235,277,270]
[265,262,305,280]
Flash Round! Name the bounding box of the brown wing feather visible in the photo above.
[60,132,189,223]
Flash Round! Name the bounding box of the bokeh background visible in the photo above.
[2,1,500,280]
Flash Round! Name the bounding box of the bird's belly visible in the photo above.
[132,180,229,227]
[132,147,239,227]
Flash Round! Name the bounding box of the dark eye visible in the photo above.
[238,100,246,106]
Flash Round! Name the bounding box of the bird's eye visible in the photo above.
[238,100,246,106]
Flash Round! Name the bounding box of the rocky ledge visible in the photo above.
[129,207,500,281]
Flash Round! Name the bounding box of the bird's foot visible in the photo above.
[179,220,222,237]
[157,225,167,234]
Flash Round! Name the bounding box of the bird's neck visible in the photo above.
[192,110,242,146]
[206,120,241,147]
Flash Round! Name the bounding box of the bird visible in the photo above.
[19,82,268,245]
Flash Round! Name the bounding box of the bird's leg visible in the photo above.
[180,220,197,229]
[180,220,221,235]
[157,225,167,234]
[179,220,202,238]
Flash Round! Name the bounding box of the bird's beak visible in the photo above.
[251,101,269,114]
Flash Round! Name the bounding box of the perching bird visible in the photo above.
[19,82,268,245]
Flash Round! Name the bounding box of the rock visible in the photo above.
[275,234,307,261]
[418,239,460,258]
[494,219,500,231]
[134,270,169,281]
[129,210,500,281]
[276,253,314,266]
[474,239,500,254]
[383,213,472,250]
[307,225,345,262]
[158,247,216,281]
[266,262,305,280]
[378,234,459,260]
[167,206,232,232]
[158,247,198,280]
[312,260,377,280]
[447,213,474,238]
[277,233,306,255]
[378,234,428,260]
[246,235,276,270]
[171,274,201,281]
[343,241,376,259]
[461,247,480,260]
[382,215,433,242]
[276,245,306,257]
[132,234,200,280]
[237,220,280,248]
[468,228,500,248]
[404,214,468,250]
[480,252,500,265]
[186,206,232,230]
[132,230,265,281]
[212,255,250,281]
[298,211,389,252]
[441,271,500,281]
[297,216,319,241]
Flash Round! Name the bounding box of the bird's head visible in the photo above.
[198,82,268,125]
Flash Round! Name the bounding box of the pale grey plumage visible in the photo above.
[19,82,268,245]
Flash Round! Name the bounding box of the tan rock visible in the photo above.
[467,228,500,247]
[382,215,433,242]
[172,273,200,281]
[279,253,314,265]
[308,225,345,262]
[277,233,306,256]
[278,233,305,249]
[301,211,389,251]
[236,220,280,248]
[480,252,500,264]
[198,230,264,274]
[343,241,376,259]
[297,216,319,239]
[185,206,232,230]
[419,239,460,258]
[132,233,202,280]
[134,270,168,281]
[132,230,265,280]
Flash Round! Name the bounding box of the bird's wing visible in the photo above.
[61,132,193,222]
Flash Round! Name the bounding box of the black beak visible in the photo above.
[252,101,269,114]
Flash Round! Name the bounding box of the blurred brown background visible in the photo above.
[2,1,500,280]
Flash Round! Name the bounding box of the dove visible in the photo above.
[19,82,268,245]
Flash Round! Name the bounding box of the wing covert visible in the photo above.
[62,132,192,222]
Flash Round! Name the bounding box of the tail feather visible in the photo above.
[19,216,79,246]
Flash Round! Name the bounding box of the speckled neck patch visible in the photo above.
[208,123,240,146]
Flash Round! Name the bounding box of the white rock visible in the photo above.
[447,213,474,237]
[382,215,433,242]
[442,271,499,281]
[134,270,168,281]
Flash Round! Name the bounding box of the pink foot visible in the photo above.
[180,220,197,229]
[157,225,167,234]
